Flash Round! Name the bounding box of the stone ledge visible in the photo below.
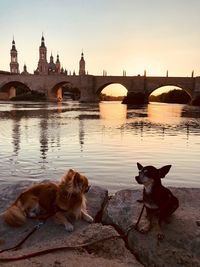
[0,181,142,267]
[102,188,200,267]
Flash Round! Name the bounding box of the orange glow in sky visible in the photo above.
[101,84,182,97]
[101,84,127,96]
[1,0,200,78]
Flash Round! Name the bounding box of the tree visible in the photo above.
[149,89,190,104]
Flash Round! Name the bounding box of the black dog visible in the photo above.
[135,162,179,239]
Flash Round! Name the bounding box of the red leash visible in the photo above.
[0,235,123,262]
[0,221,45,254]
[134,204,145,230]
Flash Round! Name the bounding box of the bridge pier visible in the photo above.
[78,75,99,102]
[80,87,98,102]
[122,91,148,105]
[191,77,200,105]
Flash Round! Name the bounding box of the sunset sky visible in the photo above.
[1,0,200,95]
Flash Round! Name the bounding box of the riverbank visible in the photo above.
[0,181,200,267]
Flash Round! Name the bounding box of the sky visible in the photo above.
[1,0,200,95]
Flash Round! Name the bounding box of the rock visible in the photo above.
[102,188,200,267]
[0,181,108,248]
[86,184,109,220]
[102,189,143,232]
[0,224,142,267]
[0,181,142,267]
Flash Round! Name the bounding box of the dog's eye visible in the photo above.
[84,185,90,193]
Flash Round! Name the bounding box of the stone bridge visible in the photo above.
[0,73,200,102]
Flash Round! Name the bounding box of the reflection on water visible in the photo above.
[12,115,21,156]
[148,102,183,125]
[100,101,127,125]
[0,100,200,192]
[40,117,49,160]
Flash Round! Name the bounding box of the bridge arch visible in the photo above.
[149,85,192,103]
[49,81,80,101]
[96,82,128,96]
[147,83,193,99]
[0,81,31,100]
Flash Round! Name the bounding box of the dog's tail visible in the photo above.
[2,203,27,227]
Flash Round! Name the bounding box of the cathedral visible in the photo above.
[10,35,86,76]
[10,39,19,74]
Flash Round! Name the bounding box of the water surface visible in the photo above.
[0,101,200,192]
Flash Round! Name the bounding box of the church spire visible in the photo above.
[50,52,54,63]
[10,37,19,73]
[41,33,45,47]
[56,53,61,73]
[56,53,60,63]
[36,34,48,74]
[79,51,85,75]
[12,37,17,51]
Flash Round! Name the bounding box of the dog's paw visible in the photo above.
[82,211,94,223]
[85,215,94,223]
[65,223,74,232]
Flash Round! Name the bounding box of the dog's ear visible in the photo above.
[61,169,75,183]
[67,169,75,178]
[73,172,81,185]
[137,162,143,170]
[159,165,171,178]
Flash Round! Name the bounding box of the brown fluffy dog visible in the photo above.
[3,169,93,231]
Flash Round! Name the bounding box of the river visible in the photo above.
[0,100,200,192]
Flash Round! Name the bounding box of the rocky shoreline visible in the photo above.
[0,181,200,267]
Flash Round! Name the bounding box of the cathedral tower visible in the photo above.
[79,52,85,75]
[37,34,48,75]
[56,53,61,73]
[10,38,19,74]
